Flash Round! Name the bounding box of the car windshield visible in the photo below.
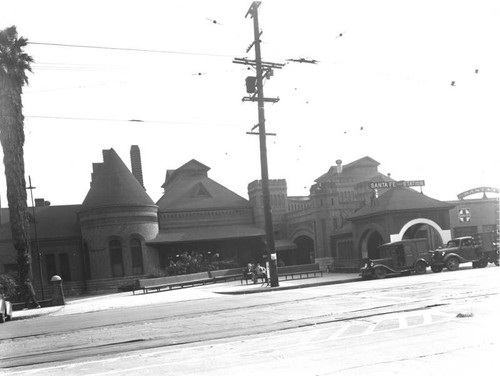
[446,240,459,247]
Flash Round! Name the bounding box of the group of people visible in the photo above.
[242,263,268,284]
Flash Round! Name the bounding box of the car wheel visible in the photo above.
[0,311,5,324]
[478,259,488,268]
[415,261,427,275]
[446,257,460,271]
[431,265,443,273]
[373,267,387,279]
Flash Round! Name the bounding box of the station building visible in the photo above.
[0,147,497,295]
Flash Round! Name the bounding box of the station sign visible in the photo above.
[457,186,499,200]
[370,180,425,189]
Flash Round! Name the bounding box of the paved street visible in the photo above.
[1,267,499,375]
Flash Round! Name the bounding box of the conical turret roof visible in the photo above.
[81,149,155,211]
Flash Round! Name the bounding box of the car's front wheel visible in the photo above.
[431,265,443,273]
[373,267,387,279]
[415,261,427,275]
[446,257,460,271]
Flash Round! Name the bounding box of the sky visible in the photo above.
[1,0,499,207]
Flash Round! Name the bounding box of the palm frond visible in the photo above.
[0,25,34,86]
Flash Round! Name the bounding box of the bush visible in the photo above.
[117,282,136,292]
[211,259,239,270]
[145,254,241,278]
[0,274,18,299]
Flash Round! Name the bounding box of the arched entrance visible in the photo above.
[402,223,443,250]
[293,236,315,265]
[393,218,450,248]
[360,229,384,259]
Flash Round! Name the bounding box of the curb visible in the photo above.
[215,277,363,295]
[12,306,64,321]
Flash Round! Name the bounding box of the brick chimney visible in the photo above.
[336,159,343,174]
[130,145,145,189]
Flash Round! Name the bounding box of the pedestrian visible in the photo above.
[23,278,41,309]
[253,263,268,283]
[242,263,254,283]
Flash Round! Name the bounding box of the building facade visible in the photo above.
[0,148,498,295]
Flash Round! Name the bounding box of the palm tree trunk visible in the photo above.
[0,72,32,283]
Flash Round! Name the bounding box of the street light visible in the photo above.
[26,176,44,300]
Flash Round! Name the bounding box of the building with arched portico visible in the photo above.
[345,188,454,266]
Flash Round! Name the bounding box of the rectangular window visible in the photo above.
[482,224,497,233]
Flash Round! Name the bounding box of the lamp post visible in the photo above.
[26,176,44,300]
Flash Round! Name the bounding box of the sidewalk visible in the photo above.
[12,272,361,321]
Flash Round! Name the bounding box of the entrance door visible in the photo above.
[366,231,384,259]
[294,236,315,265]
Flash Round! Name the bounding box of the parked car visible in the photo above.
[360,238,431,279]
[430,233,498,272]
[0,293,13,323]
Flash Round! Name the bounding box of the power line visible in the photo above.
[24,115,241,127]
[28,41,235,59]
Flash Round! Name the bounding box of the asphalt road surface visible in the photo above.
[1,266,499,375]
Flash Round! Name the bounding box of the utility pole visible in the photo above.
[26,176,44,300]
[234,1,284,287]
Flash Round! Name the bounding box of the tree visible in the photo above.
[0,26,34,284]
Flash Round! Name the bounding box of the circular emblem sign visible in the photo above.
[458,208,471,222]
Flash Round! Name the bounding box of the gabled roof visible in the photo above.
[157,159,250,210]
[81,148,155,211]
[349,187,455,220]
[161,159,210,189]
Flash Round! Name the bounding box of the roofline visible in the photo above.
[78,203,159,214]
[158,205,253,213]
[349,204,455,221]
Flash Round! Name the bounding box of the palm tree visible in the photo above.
[0,26,34,284]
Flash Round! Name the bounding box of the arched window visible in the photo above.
[83,241,91,280]
[109,239,124,277]
[130,238,144,275]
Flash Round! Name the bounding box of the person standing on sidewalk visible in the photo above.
[23,278,41,309]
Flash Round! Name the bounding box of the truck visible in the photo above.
[360,238,431,279]
[429,232,499,272]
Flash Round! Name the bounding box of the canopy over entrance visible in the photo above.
[148,224,265,244]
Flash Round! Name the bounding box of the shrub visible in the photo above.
[117,282,136,292]
[0,274,18,299]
